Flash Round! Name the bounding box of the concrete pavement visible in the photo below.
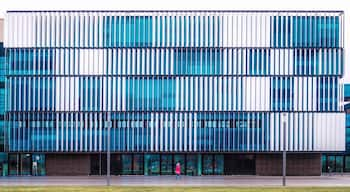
[1,175,350,187]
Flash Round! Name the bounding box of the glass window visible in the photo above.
[202,154,213,175]
[8,49,53,75]
[133,154,144,175]
[0,43,4,57]
[294,49,318,75]
[214,155,224,175]
[295,16,339,47]
[335,156,343,172]
[126,78,175,111]
[104,16,153,47]
[20,154,31,176]
[0,153,8,176]
[322,155,327,173]
[121,154,133,175]
[186,155,197,176]
[32,154,45,176]
[248,49,268,75]
[328,156,335,172]
[272,16,291,47]
[161,154,173,175]
[346,126,350,152]
[144,154,160,175]
[174,49,221,75]
[173,154,185,174]
[317,77,337,111]
[345,156,350,172]
[8,154,18,176]
[273,16,340,47]
[271,77,293,111]
[344,85,350,100]
[80,77,102,111]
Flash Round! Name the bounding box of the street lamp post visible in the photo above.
[282,113,287,186]
[107,116,111,186]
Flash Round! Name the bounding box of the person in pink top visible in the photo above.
[175,162,181,180]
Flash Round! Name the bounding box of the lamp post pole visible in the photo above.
[107,117,111,186]
[282,113,287,187]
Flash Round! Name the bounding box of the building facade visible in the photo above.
[0,18,8,176]
[0,10,346,176]
[322,84,350,173]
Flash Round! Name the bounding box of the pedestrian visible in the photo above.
[32,161,38,176]
[175,162,181,180]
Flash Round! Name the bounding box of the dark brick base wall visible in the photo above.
[256,153,321,176]
[46,154,90,176]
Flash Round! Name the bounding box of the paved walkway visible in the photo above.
[1,175,350,187]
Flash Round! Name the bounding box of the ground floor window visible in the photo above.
[32,154,45,176]
[161,155,172,175]
[202,154,224,175]
[133,154,144,175]
[186,155,198,176]
[322,154,350,173]
[0,153,272,176]
[174,154,185,174]
[336,156,343,172]
[214,155,224,174]
[121,155,133,175]
[144,154,160,175]
[202,155,214,175]
[6,153,46,176]
[345,156,350,172]
[0,153,8,176]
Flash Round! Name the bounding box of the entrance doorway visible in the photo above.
[224,154,256,175]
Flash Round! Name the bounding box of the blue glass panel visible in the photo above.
[271,77,293,111]
[8,49,54,75]
[272,16,291,47]
[80,77,101,111]
[273,16,340,47]
[126,78,175,111]
[344,84,350,101]
[248,49,268,75]
[174,49,221,75]
[195,112,268,152]
[317,77,338,111]
[294,50,319,75]
[104,16,153,47]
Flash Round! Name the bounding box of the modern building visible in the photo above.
[0,18,7,176]
[0,10,345,176]
[322,84,350,173]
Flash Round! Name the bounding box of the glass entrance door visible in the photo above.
[20,154,32,176]
[8,154,18,176]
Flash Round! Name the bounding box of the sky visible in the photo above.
[0,0,349,81]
